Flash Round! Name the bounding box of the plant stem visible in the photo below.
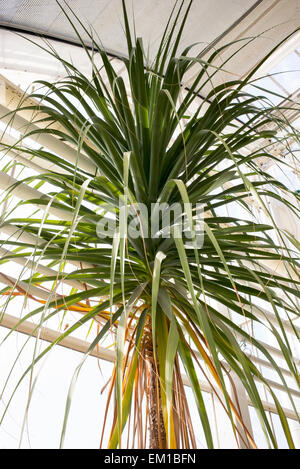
[148,358,167,449]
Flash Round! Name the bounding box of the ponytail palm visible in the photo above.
[0,0,299,449]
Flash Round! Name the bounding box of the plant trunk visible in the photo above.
[148,358,167,449]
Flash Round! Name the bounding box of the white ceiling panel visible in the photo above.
[0,0,261,57]
[0,0,299,95]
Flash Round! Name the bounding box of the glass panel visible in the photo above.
[0,328,114,449]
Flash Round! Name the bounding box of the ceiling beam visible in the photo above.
[0,103,97,174]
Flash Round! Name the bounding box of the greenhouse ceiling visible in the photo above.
[0,0,299,86]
